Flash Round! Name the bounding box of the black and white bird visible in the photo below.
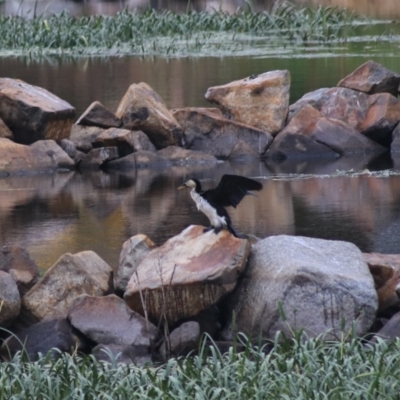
[178,174,262,238]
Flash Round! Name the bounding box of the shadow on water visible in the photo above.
[2,154,400,270]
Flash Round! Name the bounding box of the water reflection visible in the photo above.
[1,157,400,271]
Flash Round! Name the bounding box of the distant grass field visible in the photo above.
[1,333,400,399]
[0,2,364,56]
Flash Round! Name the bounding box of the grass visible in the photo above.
[0,2,366,57]
[1,333,400,399]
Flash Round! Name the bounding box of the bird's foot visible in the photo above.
[203,226,213,233]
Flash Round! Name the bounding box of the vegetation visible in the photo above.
[0,2,366,57]
[1,334,400,399]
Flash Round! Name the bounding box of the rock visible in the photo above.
[107,150,170,170]
[157,146,219,164]
[0,138,75,175]
[204,70,290,135]
[172,108,273,159]
[124,225,250,326]
[0,271,20,327]
[116,82,183,149]
[0,318,76,361]
[0,118,13,139]
[338,60,400,97]
[116,234,156,294]
[60,138,85,164]
[371,311,400,342]
[80,147,119,170]
[391,123,400,154]
[288,88,331,120]
[76,101,122,129]
[92,343,152,365]
[0,78,75,144]
[68,295,157,350]
[20,251,113,326]
[160,321,201,359]
[221,235,378,341]
[92,128,155,157]
[69,125,106,153]
[363,252,400,312]
[0,246,40,296]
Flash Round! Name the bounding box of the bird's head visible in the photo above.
[178,179,198,190]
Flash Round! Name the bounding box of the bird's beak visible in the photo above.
[177,184,186,190]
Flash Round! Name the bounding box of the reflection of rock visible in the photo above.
[222,235,378,341]
[124,225,250,325]
[0,78,75,144]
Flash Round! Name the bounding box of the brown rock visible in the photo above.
[204,70,290,135]
[20,251,113,325]
[172,107,272,159]
[107,150,169,170]
[60,138,85,164]
[363,252,400,311]
[124,225,250,326]
[0,246,40,296]
[157,146,218,164]
[116,82,183,149]
[0,78,75,144]
[0,117,13,139]
[76,101,122,129]
[0,270,20,327]
[338,60,400,97]
[0,138,75,175]
[80,147,119,170]
[69,125,106,153]
[92,127,155,157]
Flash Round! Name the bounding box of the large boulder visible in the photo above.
[222,235,378,341]
[0,271,20,327]
[0,118,13,139]
[0,246,40,296]
[0,78,75,144]
[76,101,122,129]
[20,251,113,326]
[205,70,290,135]
[116,82,183,149]
[68,294,157,349]
[338,60,400,97]
[172,108,273,159]
[124,225,250,326]
[0,138,75,175]
[0,318,76,361]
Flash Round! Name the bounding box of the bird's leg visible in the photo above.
[203,226,213,233]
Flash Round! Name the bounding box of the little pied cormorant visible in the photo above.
[178,174,262,238]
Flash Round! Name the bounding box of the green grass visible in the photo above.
[0,2,365,57]
[1,334,400,399]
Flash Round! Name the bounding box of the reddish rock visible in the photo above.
[124,225,250,326]
[76,101,122,129]
[0,246,40,296]
[205,70,290,135]
[0,78,75,144]
[116,82,183,149]
[172,107,272,159]
[338,60,400,97]
[0,270,20,327]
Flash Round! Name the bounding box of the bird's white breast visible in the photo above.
[190,189,226,228]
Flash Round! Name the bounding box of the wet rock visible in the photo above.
[92,343,152,365]
[160,321,201,359]
[76,101,122,129]
[92,128,156,157]
[0,318,76,361]
[80,147,119,170]
[107,150,170,170]
[0,78,75,144]
[124,225,250,326]
[116,234,156,294]
[0,271,20,327]
[60,138,85,164]
[157,146,219,164]
[363,252,400,312]
[116,82,183,149]
[68,295,157,351]
[0,118,13,139]
[221,235,378,341]
[0,138,75,175]
[371,311,400,342]
[20,251,113,326]
[0,246,40,296]
[172,107,272,159]
[338,60,400,97]
[205,70,290,135]
[69,125,106,153]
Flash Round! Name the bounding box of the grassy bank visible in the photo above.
[0,2,364,57]
[1,334,400,399]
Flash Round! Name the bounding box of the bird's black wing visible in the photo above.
[204,174,262,209]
